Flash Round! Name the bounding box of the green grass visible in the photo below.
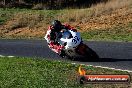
[0,57,131,88]
[81,24,132,42]
[0,8,65,25]
[0,8,98,28]
[0,8,27,25]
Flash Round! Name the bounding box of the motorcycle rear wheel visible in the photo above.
[85,47,99,59]
[77,43,99,61]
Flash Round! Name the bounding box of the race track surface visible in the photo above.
[0,39,132,71]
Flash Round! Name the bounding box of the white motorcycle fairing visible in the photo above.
[58,30,82,57]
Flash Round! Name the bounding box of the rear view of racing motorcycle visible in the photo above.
[45,29,99,61]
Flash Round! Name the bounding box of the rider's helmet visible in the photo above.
[51,20,62,31]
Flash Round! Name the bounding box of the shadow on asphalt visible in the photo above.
[75,58,132,62]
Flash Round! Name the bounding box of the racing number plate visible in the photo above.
[72,36,80,44]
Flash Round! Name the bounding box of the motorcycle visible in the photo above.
[56,29,99,61]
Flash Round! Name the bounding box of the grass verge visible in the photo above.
[0,56,131,88]
[0,8,29,25]
[81,23,132,42]
[1,22,132,42]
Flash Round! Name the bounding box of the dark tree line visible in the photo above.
[0,0,108,9]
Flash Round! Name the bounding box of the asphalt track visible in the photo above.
[0,39,132,71]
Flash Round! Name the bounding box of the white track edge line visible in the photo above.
[7,56,15,57]
[0,55,5,57]
[0,55,15,58]
[71,62,132,73]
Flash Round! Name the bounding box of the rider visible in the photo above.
[45,20,77,58]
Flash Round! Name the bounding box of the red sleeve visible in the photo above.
[47,25,55,40]
[64,24,77,32]
[48,26,53,30]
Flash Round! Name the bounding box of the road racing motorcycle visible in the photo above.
[46,29,99,61]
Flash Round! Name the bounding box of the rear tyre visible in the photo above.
[76,43,99,61]
[86,47,99,59]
